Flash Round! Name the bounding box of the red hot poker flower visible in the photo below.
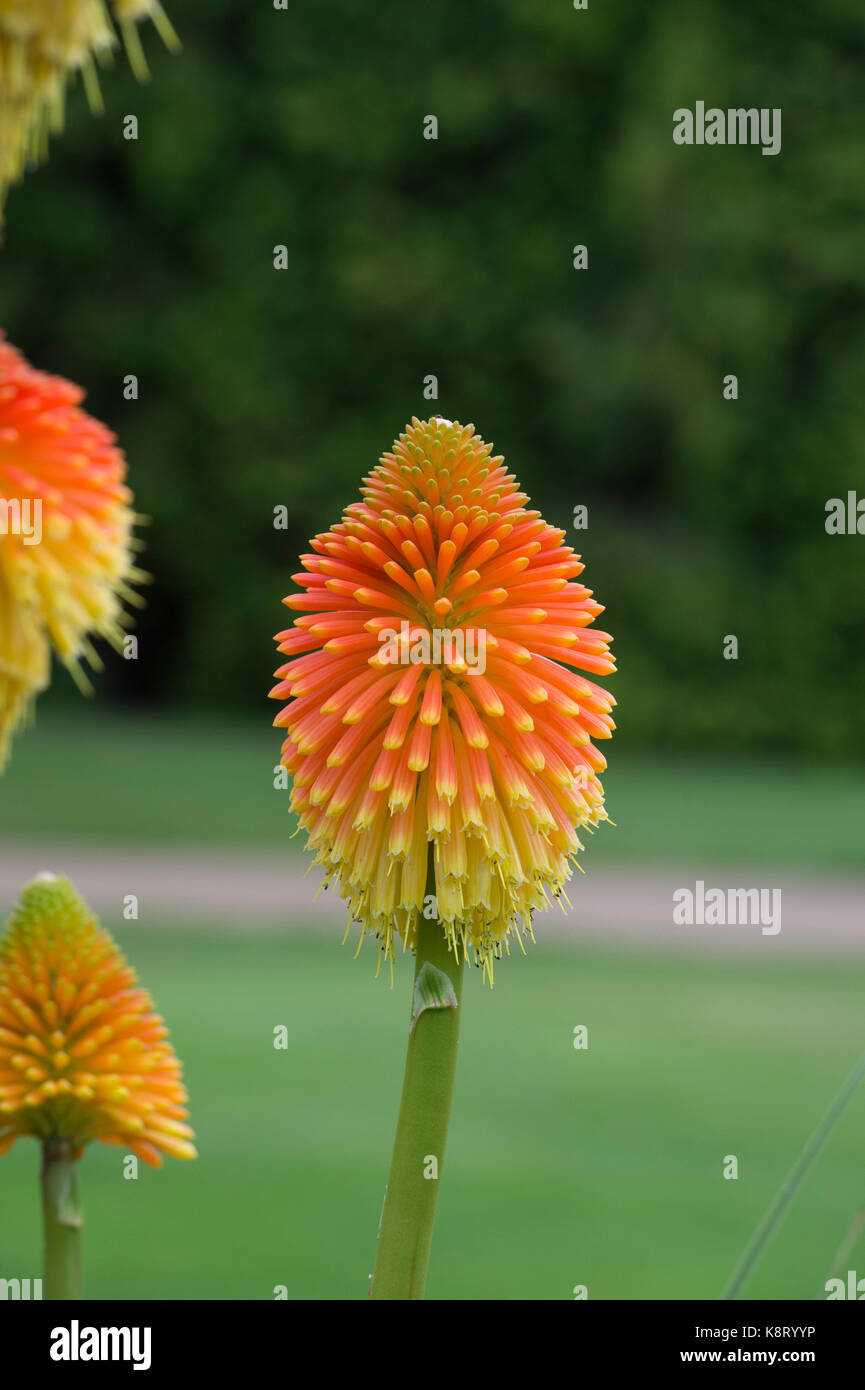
[0,874,195,1167]
[271,418,616,978]
[0,334,142,769]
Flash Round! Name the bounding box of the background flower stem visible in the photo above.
[370,879,465,1301]
[721,1042,865,1300]
[41,1140,83,1300]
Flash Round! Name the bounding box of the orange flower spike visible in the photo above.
[272,418,616,979]
[0,874,195,1167]
[0,334,143,770]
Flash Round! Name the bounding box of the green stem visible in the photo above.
[721,1043,865,1300]
[41,1140,83,1300]
[370,899,465,1300]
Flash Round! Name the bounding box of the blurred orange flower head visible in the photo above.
[0,334,142,769]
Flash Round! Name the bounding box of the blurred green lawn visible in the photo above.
[2,704,864,869]
[2,704,863,1299]
[1,929,863,1300]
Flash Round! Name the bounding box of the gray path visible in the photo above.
[0,840,862,959]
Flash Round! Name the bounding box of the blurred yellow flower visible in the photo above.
[0,874,196,1167]
[0,0,179,212]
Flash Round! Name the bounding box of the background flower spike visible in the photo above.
[0,333,142,772]
[0,872,196,1298]
[0,0,180,217]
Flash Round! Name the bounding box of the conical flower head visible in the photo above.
[271,418,616,977]
[0,334,141,769]
[0,874,195,1165]
[0,0,178,212]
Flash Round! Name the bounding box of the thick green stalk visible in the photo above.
[370,902,465,1300]
[41,1139,83,1300]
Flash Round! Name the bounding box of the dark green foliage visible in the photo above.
[3,0,862,753]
